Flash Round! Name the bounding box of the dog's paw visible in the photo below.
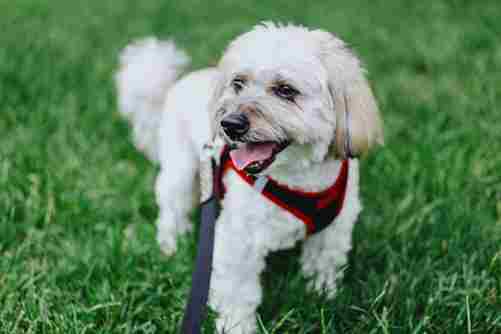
[156,232,177,256]
[306,270,340,299]
[216,314,257,334]
[156,215,193,256]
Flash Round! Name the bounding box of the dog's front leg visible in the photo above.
[300,221,355,297]
[300,160,361,297]
[209,217,266,334]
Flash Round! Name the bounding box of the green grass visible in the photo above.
[1,0,501,333]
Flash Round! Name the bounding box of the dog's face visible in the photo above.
[211,23,383,175]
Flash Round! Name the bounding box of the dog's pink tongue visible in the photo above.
[229,142,276,170]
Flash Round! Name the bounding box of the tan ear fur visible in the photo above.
[313,30,384,158]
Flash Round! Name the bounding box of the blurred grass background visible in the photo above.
[1,0,500,333]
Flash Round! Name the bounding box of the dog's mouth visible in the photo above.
[229,141,289,174]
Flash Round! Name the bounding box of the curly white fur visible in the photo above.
[115,22,383,334]
[115,37,190,161]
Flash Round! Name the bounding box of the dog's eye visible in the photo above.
[231,78,246,94]
[272,84,300,101]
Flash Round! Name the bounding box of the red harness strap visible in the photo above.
[220,148,350,234]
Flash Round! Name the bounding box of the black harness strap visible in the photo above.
[260,168,348,234]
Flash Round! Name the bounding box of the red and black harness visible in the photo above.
[219,146,350,234]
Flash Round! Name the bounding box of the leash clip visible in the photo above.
[200,139,225,203]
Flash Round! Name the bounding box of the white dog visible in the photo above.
[115,22,383,333]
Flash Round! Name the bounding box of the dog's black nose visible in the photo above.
[221,113,250,140]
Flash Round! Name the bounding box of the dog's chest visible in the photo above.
[218,171,307,252]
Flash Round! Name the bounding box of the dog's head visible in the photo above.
[210,22,383,175]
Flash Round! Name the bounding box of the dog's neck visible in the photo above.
[265,144,344,192]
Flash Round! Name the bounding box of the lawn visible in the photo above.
[1,0,500,333]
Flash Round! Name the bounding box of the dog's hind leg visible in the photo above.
[155,117,200,256]
[300,160,362,297]
[154,69,218,256]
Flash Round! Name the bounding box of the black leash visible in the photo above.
[180,154,223,334]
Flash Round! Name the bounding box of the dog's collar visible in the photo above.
[220,146,349,234]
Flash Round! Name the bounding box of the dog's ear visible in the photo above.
[312,30,384,158]
[207,69,228,140]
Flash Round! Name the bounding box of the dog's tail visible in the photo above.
[115,37,190,162]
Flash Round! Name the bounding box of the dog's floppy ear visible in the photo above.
[207,69,229,140]
[312,30,383,158]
